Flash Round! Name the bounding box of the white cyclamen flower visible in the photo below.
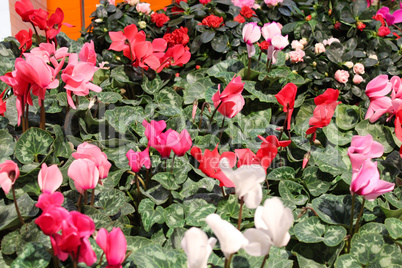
[205,214,248,259]
[219,158,266,209]
[181,227,217,268]
[243,197,293,256]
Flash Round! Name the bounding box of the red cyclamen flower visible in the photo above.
[275,83,297,130]
[212,76,245,118]
[126,147,151,173]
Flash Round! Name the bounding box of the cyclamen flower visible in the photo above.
[243,197,293,256]
[167,129,192,156]
[0,160,20,195]
[347,134,384,172]
[15,29,33,54]
[205,214,248,258]
[219,158,266,209]
[350,159,394,201]
[68,159,100,194]
[72,142,111,180]
[190,145,236,187]
[376,7,402,26]
[126,147,151,173]
[0,89,7,116]
[275,83,297,130]
[242,22,261,58]
[256,135,291,170]
[38,163,63,194]
[96,228,127,268]
[365,75,392,122]
[212,76,245,118]
[181,227,217,268]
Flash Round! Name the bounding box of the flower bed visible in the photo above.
[0,0,401,267]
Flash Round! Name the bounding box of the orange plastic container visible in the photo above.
[9,0,172,40]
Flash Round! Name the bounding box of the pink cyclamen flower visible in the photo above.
[38,163,63,194]
[79,41,97,66]
[353,75,364,84]
[334,69,349,84]
[351,159,395,201]
[376,6,402,26]
[36,192,64,211]
[365,75,393,122]
[0,160,20,195]
[347,134,384,172]
[35,204,70,236]
[68,159,100,194]
[96,228,127,268]
[232,0,255,8]
[126,147,151,173]
[242,22,261,58]
[72,142,111,180]
[167,129,193,156]
[212,76,245,118]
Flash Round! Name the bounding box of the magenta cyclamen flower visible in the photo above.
[126,147,151,173]
[96,228,127,267]
[350,159,394,201]
[365,75,392,122]
[242,22,261,58]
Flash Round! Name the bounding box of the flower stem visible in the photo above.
[224,254,234,268]
[209,101,222,128]
[247,57,251,80]
[354,198,366,235]
[198,102,207,129]
[347,193,356,253]
[171,154,176,173]
[221,187,226,198]
[77,194,83,213]
[98,253,104,266]
[260,254,269,268]
[12,185,25,225]
[90,188,95,206]
[237,198,244,230]
[51,237,60,268]
[218,117,226,143]
[40,99,45,130]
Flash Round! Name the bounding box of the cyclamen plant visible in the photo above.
[0,0,401,267]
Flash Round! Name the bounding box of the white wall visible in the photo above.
[0,0,12,41]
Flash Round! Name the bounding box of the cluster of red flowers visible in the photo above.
[163,27,190,47]
[356,21,366,31]
[109,24,191,73]
[172,0,187,13]
[151,12,170,27]
[234,6,256,23]
[372,14,392,37]
[200,14,225,28]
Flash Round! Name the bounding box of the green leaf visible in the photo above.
[165,204,185,229]
[155,88,182,108]
[334,254,361,268]
[211,34,229,53]
[294,217,326,243]
[267,167,296,181]
[0,129,15,161]
[384,218,402,240]
[0,194,39,231]
[207,59,244,78]
[296,254,326,268]
[323,122,354,146]
[355,120,396,153]
[94,189,131,216]
[311,145,348,176]
[217,194,253,220]
[335,104,360,131]
[324,225,347,247]
[311,194,362,226]
[138,199,165,232]
[200,30,215,43]
[325,42,344,63]
[10,243,50,268]
[1,231,19,255]
[141,184,170,205]
[350,233,384,266]
[184,199,216,226]
[152,172,179,191]
[303,166,332,197]
[51,124,72,159]
[104,106,144,134]
[15,128,54,164]
[92,91,122,104]
[126,236,154,255]
[142,75,168,95]
[243,81,277,103]
[133,244,187,268]
[183,77,214,104]
[279,180,309,206]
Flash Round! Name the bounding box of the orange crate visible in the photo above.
[9,0,172,40]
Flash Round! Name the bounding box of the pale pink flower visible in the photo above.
[334,69,349,84]
[264,0,283,7]
[242,22,261,58]
[291,40,304,50]
[299,38,308,46]
[289,49,305,63]
[108,0,115,5]
[323,37,340,46]
[314,43,325,54]
[344,61,354,69]
[68,159,100,194]
[353,75,364,84]
[136,3,151,15]
[125,0,139,5]
[353,63,365,75]
[38,163,63,194]
[232,0,255,8]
